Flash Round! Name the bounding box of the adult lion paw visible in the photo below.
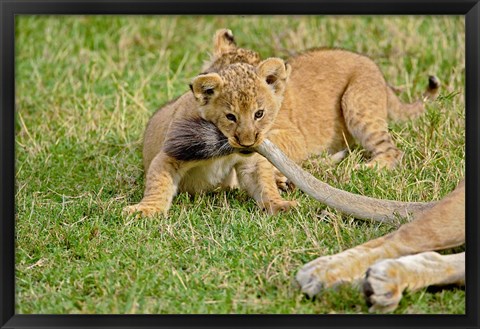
[296,256,355,298]
[363,259,404,313]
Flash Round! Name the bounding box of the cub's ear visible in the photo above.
[214,28,237,56]
[256,57,291,94]
[190,73,223,105]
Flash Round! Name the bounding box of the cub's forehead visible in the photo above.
[218,63,260,100]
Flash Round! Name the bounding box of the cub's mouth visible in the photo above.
[227,137,257,155]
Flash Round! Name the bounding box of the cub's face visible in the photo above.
[191,58,291,150]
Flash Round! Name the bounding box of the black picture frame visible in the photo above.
[1,1,479,328]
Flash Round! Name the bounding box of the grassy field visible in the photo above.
[15,16,465,314]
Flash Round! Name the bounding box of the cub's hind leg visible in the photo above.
[274,167,294,191]
[341,77,403,169]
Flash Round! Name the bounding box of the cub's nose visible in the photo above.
[235,133,258,148]
[238,142,255,148]
[235,136,255,148]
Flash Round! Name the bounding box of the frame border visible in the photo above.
[1,1,479,328]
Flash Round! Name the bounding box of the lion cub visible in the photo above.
[125,29,439,217]
[125,55,295,217]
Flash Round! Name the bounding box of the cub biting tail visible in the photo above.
[125,29,440,217]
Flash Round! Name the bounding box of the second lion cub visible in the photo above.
[204,30,440,169]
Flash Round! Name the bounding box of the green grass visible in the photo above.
[15,15,465,314]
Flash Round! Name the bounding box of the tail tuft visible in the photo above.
[387,74,441,122]
[425,75,440,100]
[428,75,440,90]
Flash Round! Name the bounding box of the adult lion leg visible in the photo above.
[123,152,183,217]
[297,180,465,301]
[363,251,464,312]
[236,155,296,214]
[363,180,465,312]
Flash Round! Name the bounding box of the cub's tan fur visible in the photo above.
[125,29,438,217]
[256,140,464,312]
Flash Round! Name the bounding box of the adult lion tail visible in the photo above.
[387,75,440,122]
[255,139,436,223]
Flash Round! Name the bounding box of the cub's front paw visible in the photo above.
[363,259,404,313]
[262,200,297,215]
[123,203,166,218]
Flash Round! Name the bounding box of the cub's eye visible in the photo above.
[204,88,214,95]
[226,113,237,122]
[254,110,264,119]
